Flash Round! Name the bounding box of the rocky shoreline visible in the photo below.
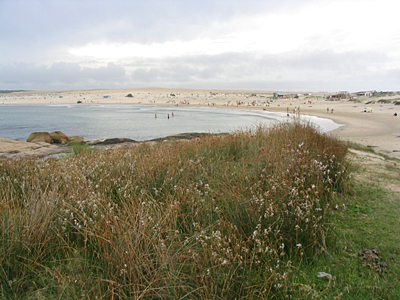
[0,131,227,160]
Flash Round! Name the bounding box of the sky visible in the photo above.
[0,0,399,92]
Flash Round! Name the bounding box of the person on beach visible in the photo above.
[327,107,329,113]
[172,112,174,117]
[331,108,334,114]
[168,114,170,119]
[155,114,157,118]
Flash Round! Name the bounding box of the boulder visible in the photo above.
[50,131,69,144]
[27,132,52,144]
[68,136,85,145]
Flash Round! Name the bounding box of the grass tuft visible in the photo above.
[0,122,350,298]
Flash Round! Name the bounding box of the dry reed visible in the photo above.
[0,122,348,299]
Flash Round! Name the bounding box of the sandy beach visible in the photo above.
[1,88,399,159]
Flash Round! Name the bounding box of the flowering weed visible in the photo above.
[0,122,349,299]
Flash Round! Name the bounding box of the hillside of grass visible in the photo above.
[0,122,369,299]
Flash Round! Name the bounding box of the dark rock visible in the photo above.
[151,132,228,142]
[98,138,137,145]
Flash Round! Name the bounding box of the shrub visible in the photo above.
[0,122,349,298]
[377,99,392,104]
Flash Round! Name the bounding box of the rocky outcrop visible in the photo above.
[27,131,85,145]
[27,132,52,143]
[68,136,85,145]
[0,138,67,159]
[97,138,136,145]
[2,132,227,160]
[150,132,228,142]
[50,131,69,144]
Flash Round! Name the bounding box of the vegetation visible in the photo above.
[3,122,395,299]
[294,148,400,299]
[0,90,28,94]
[126,94,133,97]
[377,99,393,104]
[71,142,96,155]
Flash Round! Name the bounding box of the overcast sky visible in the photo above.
[0,0,398,92]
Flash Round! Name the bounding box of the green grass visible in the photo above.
[71,142,95,155]
[291,153,400,299]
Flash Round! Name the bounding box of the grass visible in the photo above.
[1,122,399,299]
[291,149,400,299]
[71,142,96,155]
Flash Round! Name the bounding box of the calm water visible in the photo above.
[0,105,277,141]
[0,105,341,142]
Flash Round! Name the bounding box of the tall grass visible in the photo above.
[0,122,348,299]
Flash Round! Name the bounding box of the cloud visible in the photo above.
[0,62,129,90]
[0,0,399,91]
[0,47,395,92]
[124,49,388,88]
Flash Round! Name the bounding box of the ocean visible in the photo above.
[0,104,341,142]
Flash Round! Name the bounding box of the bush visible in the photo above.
[0,123,349,298]
[377,99,392,104]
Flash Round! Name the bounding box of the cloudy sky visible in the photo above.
[0,0,398,92]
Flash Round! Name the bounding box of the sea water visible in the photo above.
[0,105,341,142]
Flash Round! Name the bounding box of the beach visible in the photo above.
[1,88,399,159]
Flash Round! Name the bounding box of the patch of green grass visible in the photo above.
[377,99,393,104]
[291,162,400,299]
[71,142,95,155]
[346,141,375,153]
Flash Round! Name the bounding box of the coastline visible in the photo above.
[1,88,399,159]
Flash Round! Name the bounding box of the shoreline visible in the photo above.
[1,88,399,159]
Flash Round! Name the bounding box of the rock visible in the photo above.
[27,132,52,144]
[150,132,224,142]
[50,131,69,144]
[98,138,136,145]
[0,138,66,159]
[68,136,84,145]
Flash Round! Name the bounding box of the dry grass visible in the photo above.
[0,122,348,299]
